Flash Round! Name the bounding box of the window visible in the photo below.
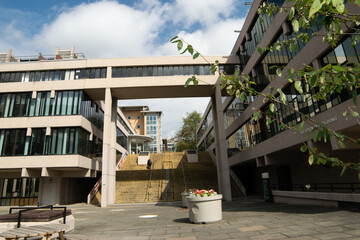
[137,116,140,119]
[128,116,131,119]
[137,125,141,129]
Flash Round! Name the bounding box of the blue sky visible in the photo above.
[0,0,250,138]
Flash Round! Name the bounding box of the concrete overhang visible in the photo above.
[0,155,101,178]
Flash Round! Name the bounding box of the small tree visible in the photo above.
[175,111,202,152]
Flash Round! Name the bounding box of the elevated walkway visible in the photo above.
[115,151,218,204]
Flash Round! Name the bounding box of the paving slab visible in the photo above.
[0,197,359,240]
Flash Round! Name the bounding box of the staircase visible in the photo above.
[115,151,218,203]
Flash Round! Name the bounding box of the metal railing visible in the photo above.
[145,160,156,201]
[9,205,67,228]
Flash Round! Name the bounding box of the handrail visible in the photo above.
[145,160,155,201]
[180,158,187,189]
[9,205,67,228]
[229,169,247,196]
[87,151,128,204]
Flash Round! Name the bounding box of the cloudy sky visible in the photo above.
[0,0,249,138]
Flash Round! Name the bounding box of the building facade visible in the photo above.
[197,0,360,206]
[120,106,162,153]
[0,48,237,206]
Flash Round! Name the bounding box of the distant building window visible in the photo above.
[128,116,131,119]
[137,116,140,119]
[137,125,141,129]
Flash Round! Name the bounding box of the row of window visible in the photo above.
[0,91,104,130]
[0,127,101,157]
[117,114,132,135]
[198,128,215,151]
[116,128,128,150]
[0,68,107,83]
[197,109,212,142]
[112,65,213,78]
[0,178,39,206]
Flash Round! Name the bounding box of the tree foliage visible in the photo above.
[175,111,202,152]
[171,0,360,175]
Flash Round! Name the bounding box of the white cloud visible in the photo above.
[33,1,166,57]
[168,0,237,28]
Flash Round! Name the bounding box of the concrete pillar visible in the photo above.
[101,88,117,207]
[212,83,232,201]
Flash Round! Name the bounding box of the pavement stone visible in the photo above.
[0,196,359,240]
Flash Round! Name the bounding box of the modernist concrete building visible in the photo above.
[1,0,359,208]
[0,46,238,207]
[197,0,360,207]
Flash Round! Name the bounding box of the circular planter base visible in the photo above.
[181,192,191,208]
[187,194,222,224]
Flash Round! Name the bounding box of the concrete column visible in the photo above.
[212,83,232,201]
[101,88,117,207]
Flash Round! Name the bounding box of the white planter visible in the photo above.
[187,194,222,224]
[181,192,191,208]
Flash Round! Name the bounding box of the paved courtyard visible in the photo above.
[1,197,360,240]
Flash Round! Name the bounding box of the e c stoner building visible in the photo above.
[1,0,359,208]
[0,47,238,207]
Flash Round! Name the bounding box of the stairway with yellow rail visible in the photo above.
[114,151,218,204]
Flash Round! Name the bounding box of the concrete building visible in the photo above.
[197,0,360,207]
[1,0,358,208]
[0,47,237,206]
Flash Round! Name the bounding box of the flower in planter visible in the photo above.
[191,189,217,197]
[183,189,196,194]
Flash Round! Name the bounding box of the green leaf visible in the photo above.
[295,81,303,94]
[336,3,345,13]
[289,7,295,20]
[337,140,345,149]
[299,16,306,28]
[184,76,197,87]
[187,45,194,55]
[340,165,347,176]
[269,103,275,113]
[299,121,305,132]
[292,19,299,32]
[309,0,323,18]
[352,111,359,118]
[177,41,183,51]
[356,0,360,6]
[308,155,314,165]
[193,52,200,59]
[352,89,357,105]
[277,88,286,104]
[309,74,317,88]
[239,92,247,102]
[300,145,308,152]
[170,36,178,42]
[276,68,282,77]
[343,110,348,117]
[332,65,345,72]
[257,47,264,54]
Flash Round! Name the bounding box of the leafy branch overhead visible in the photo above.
[171,0,360,176]
[170,36,219,87]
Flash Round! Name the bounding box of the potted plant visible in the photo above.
[187,189,222,224]
[181,189,195,208]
